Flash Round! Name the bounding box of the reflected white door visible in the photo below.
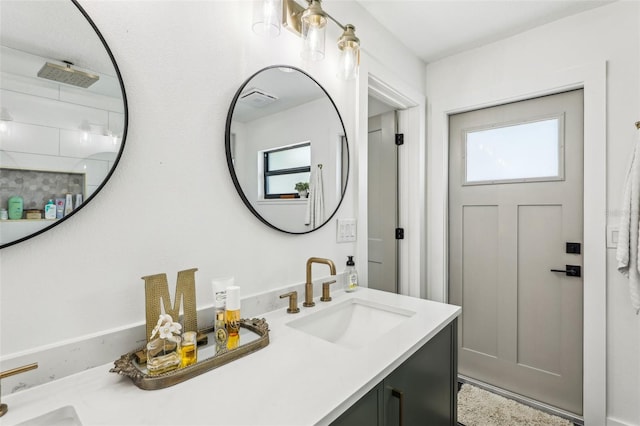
[448,90,584,415]
[368,111,397,293]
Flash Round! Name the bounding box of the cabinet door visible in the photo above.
[384,322,457,426]
[331,382,383,426]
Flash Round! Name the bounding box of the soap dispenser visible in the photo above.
[345,256,358,292]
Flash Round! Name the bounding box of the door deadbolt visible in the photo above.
[550,265,581,277]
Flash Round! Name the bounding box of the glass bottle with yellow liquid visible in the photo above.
[225,286,241,350]
[180,331,197,368]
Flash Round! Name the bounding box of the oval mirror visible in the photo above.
[0,0,127,248]
[226,66,349,234]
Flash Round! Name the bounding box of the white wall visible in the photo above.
[426,2,640,425]
[0,0,425,365]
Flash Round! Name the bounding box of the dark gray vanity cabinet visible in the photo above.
[331,382,384,425]
[331,320,457,426]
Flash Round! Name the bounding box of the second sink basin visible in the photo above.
[287,297,415,349]
[16,406,82,426]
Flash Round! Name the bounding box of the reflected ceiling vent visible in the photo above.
[239,88,278,107]
[37,61,99,88]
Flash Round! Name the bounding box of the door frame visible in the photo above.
[356,51,425,298]
[427,62,607,424]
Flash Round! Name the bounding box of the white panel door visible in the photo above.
[449,90,584,415]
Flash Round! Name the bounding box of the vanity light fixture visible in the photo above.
[300,0,328,61]
[252,0,282,37]
[0,107,13,136]
[108,130,120,146]
[255,0,361,80]
[337,24,360,80]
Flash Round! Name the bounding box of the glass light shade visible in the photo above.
[301,22,326,61]
[337,45,359,80]
[0,120,11,136]
[300,1,327,61]
[79,120,90,142]
[252,0,281,37]
[0,107,13,136]
[337,25,360,80]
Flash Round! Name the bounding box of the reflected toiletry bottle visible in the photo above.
[8,196,23,220]
[74,193,83,209]
[225,286,241,350]
[55,198,65,219]
[44,199,56,219]
[212,277,230,353]
[214,310,228,353]
[64,193,73,216]
[180,331,197,368]
[345,256,358,292]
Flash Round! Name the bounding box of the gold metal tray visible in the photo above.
[110,318,269,390]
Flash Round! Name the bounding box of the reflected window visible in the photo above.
[263,142,310,198]
[464,117,563,185]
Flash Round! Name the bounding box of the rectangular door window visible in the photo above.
[464,116,563,185]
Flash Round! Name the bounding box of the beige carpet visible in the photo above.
[457,384,573,426]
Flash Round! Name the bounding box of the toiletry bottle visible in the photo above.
[180,331,197,368]
[44,199,56,219]
[0,208,7,220]
[55,198,65,219]
[345,256,358,292]
[214,310,228,353]
[225,286,241,350]
[74,193,83,209]
[212,278,229,353]
[64,193,73,216]
[7,196,23,220]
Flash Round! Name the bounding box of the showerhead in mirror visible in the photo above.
[37,61,99,88]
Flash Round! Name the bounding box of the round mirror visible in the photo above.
[0,0,127,248]
[226,66,349,234]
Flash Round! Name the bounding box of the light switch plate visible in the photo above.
[337,219,356,243]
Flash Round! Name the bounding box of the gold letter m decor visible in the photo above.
[142,268,198,342]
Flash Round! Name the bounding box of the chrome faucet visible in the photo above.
[0,362,38,417]
[304,257,336,307]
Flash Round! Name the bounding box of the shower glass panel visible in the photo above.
[464,117,563,185]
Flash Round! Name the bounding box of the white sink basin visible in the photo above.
[287,297,415,349]
[16,406,82,426]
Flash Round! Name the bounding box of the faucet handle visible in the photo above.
[321,280,337,302]
[279,291,300,314]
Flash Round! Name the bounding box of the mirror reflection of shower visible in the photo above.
[0,0,127,248]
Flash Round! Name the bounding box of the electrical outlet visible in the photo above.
[337,219,356,243]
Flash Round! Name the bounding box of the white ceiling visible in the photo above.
[1,1,116,76]
[356,0,614,64]
[0,1,122,98]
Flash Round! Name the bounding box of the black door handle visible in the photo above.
[550,265,581,277]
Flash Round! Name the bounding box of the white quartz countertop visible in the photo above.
[1,288,460,426]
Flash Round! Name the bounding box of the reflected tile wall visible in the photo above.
[0,167,84,210]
